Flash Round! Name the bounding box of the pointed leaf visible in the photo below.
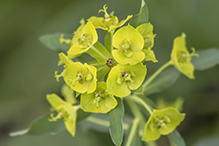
[168,130,186,146]
[10,111,65,136]
[130,0,149,28]
[192,48,219,71]
[10,108,90,136]
[107,98,124,146]
[39,33,72,52]
[143,67,181,96]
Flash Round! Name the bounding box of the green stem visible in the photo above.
[131,95,153,115]
[86,116,129,130]
[125,118,139,146]
[110,31,114,56]
[142,60,173,89]
[125,97,144,146]
[90,46,108,60]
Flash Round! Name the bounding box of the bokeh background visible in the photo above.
[1,0,219,145]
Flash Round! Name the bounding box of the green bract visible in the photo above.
[136,23,158,63]
[170,33,198,79]
[64,62,97,94]
[88,5,132,32]
[67,21,98,58]
[112,25,145,65]
[107,63,146,97]
[142,107,185,142]
[81,82,117,113]
[46,94,77,137]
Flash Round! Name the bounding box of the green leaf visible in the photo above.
[143,67,181,96]
[39,33,72,52]
[76,108,91,123]
[10,108,90,136]
[97,65,111,81]
[87,42,111,65]
[107,98,124,146]
[10,111,65,136]
[130,0,149,28]
[192,48,219,71]
[168,130,186,146]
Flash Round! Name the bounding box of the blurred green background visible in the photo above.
[0,0,219,145]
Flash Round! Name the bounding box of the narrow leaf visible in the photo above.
[130,0,149,28]
[10,111,65,136]
[39,33,72,52]
[105,31,112,52]
[107,98,124,146]
[168,130,186,146]
[192,48,219,71]
[10,108,90,136]
[143,67,181,96]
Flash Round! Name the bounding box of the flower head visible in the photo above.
[171,33,198,79]
[136,23,158,63]
[88,5,132,32]
[81,82,117,113]
[47,94,77,137]
[67,21,98,58]
[142,107,185,142]
[107,62,146,97]
[112,25,145,65]
[64,62,97,93]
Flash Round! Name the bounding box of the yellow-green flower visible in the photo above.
[81,82,117,113]
[107,62,146,97]
[67,21,98,58]
[136,23,158,63]
[88,5,132,32]
[64,62,97,94]
[142,107,185,142]
[112,25,145,65]
[170,33,198,79]
[47,94,77,137]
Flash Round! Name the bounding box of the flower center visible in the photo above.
[177,51,190,63]
[153,115,171,130]
[117,71,135,84]
[106,58,115,67]
[70,68,93,86]
[49,106,69,122]
[102,16,117,29]
[120,39,133,57]
[78,33,93,48]
[93,90,106,108]
[143,36,152,49]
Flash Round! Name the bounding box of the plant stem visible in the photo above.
[142,60,173,90]
[90,45,108,60]
[131,95,153,115]
[125,97,144,146]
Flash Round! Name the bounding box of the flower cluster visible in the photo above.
[45,4,196,142]
[52,5,156,115]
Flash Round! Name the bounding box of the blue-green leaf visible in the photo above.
[192,48,219,71]
[39,33,72,52]
[107,98,124,146]
[10,108,90,136]
[168,130,186,146]
[10,111,65,136]
[143,67,181,96]
[130,0,149,28]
